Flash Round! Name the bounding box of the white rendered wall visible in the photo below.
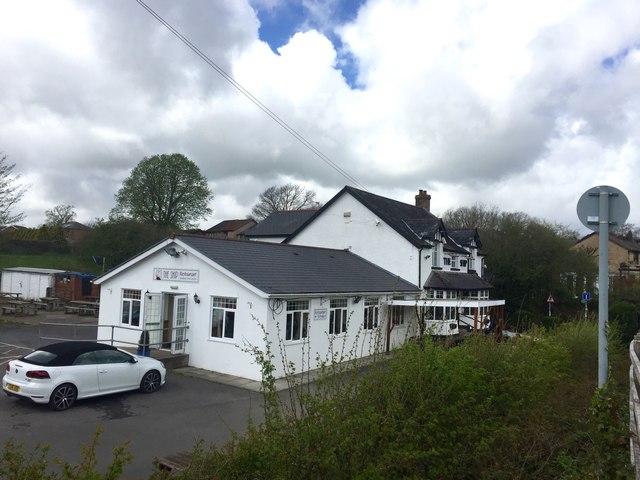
[97,249,266,381]
[289,195,428,286]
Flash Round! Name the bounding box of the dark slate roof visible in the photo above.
[244,210,318,238]
[62,221,90,230]
[286,186,440,248]
[448,228,483,250]
[177,235,419,296]
[424,271,494,290]
[206,219,256,234]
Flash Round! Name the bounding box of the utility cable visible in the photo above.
[135,0,368,191]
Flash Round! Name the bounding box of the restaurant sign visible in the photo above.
[153,268,199,283]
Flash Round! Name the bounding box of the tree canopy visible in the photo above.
[45,204,76,226]
[442,204,597,319]
[110,153,213,229]
[0,153,28,225]
[250,184,320,221]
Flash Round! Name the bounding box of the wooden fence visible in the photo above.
[629,337,640,477]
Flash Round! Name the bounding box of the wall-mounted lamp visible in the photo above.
[146,290,152,300]
[193,293,200,304]
[353,296,362,304]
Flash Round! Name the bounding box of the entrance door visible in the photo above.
[171,295,188,354]
[143,293,162,350]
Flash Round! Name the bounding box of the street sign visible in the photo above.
[582,291,591,302]
[577,185,630,232]
[547,294,554,303]
[577,185,630,388]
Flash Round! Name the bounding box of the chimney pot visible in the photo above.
[415,189,431,211]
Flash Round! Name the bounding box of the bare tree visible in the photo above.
[0,153,28,225]
[45,204,76,226]
[250,184,321,221]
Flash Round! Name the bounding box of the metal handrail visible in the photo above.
[38,321,187,351]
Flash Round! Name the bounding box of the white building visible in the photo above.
[1,267,65,299]
[285,187,505,334]
[94,235,420,381]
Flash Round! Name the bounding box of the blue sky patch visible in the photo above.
[252,0,365,88]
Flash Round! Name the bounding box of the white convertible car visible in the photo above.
[3,341,166,410]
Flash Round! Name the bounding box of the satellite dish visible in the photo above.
[163,246,180,257]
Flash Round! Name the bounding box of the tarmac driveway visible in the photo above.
[0,316,265,479]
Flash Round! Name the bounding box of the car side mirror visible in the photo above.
[129,356,138,364]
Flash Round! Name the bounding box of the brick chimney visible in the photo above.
[415,189,431,211]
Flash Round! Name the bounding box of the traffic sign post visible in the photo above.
[577,185,630,388]
[547,293,554,317]
[582,291,591,321]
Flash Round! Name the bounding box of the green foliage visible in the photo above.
[443,205,598,321]
[78,219,169,269]
[110,153,213,229]
[153,319,631,480]
[0,425,132,479]
[610,300,640,344]
[0,254,98,273]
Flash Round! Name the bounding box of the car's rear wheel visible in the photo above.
[49,383,77,411]
[140,370,161,393]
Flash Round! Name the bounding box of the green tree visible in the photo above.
[443,205,597,319]
[0,153,29,225]
[250,183,320,221]
[111,153,213,229]
[45,204,76,226]
[80,219,168,269]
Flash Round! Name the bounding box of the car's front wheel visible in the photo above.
[49,383,77,411]
[140,370,161,393]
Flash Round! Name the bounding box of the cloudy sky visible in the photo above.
[1,0,639,235]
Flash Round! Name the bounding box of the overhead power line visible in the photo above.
[135,0,367,191]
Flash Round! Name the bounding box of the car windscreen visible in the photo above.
[22,350,58,366]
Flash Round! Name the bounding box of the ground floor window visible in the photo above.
[391,305,405,325]
[121,289,141,327]
[286,300,309,341]
[364,297,379,330]
[329,298,348,335]
[211,297,236,339]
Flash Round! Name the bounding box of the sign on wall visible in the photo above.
[313,308,328,322]
[153,268,199,283]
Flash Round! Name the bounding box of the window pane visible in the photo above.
[211,309,224,337]
[131,300,141,327]
[224,311,235,338]
[121,300,129,324]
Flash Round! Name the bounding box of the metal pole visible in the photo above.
[598,189,610,388]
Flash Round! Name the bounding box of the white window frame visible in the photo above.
[363,297,379,330]
[121,289,141,327]
[286,300,309,341]
[329,298,348,335]
[210,296,237,340]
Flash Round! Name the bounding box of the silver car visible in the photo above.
[3,341,166,410]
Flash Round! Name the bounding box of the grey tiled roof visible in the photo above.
[424,270,494,290]
[244,210,318,238]
[177,235,419,296]
[287,187,445,248]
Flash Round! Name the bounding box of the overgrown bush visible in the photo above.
[150,318,632,480]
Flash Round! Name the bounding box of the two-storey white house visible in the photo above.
[285,187,505,334]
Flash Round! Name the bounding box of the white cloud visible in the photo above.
[0,0,638,235]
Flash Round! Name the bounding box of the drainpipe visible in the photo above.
[418,247,423,287]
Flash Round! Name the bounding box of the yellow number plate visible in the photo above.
[7,383,20,393]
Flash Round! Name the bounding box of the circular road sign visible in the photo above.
[577,185,630,232]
